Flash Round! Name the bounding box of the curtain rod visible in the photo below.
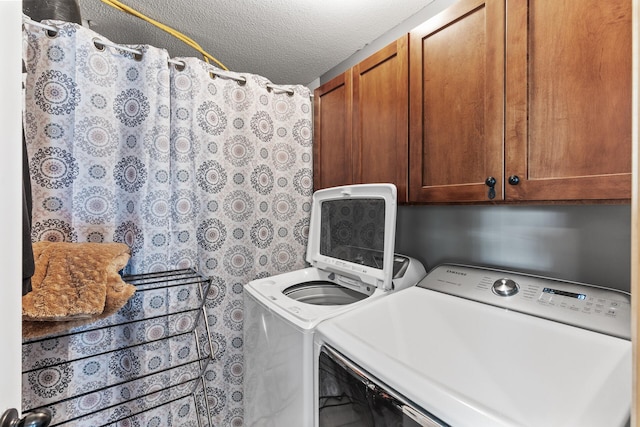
[22,17,305,97]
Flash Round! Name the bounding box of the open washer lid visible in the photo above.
[306,184,397,291]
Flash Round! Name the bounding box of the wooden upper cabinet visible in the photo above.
[314,38,410,200]
[353,35,409,202]
[313,71,353,190]
[409,0,505,203]
[314,0,630,203]
[505,0,631,201]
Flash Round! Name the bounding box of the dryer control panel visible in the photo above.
[418,264,631,340]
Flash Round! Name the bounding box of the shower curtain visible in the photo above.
[23,19,313,426]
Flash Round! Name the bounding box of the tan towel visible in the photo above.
[22,242,136,339]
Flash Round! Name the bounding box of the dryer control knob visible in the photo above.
[492,278,519,297]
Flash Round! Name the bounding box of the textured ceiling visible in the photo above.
[76,0,435,85]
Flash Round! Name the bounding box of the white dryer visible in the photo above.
[314,264,631,427]
[243,184,426,427]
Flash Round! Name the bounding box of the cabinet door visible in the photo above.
[409,0,505,203]
[505,0,631,201]
[353,36,409,202]
[313,71,353,190]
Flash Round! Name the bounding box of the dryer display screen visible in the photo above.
[320,198,386,270]
[543,288,587,300]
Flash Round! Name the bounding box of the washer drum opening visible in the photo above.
[283,281,369,305]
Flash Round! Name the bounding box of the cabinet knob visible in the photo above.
[508,175,520,185]
[485,176,496,200]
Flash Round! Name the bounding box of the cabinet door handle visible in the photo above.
[485,176,496,199]
[508,175,520,185]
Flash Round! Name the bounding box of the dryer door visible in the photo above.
[318,346,447,427]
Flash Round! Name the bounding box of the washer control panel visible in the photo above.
[418,264,631,340]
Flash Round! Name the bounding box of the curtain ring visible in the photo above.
[92,38,106,52]
[209,70,247,86]
[267,84,295,97]
[168,59,186,70]
[22,18,59,38]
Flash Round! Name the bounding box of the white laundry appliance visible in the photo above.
[314,263,631,427]
[243,184,426,427]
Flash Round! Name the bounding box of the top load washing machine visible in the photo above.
[243,184,426,427]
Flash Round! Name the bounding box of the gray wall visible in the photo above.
[318,0,632,293]
[396,205,631,292]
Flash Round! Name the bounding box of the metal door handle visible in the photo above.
[0,409,52,427]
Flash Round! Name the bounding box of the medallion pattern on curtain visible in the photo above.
[23,20,313,427]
